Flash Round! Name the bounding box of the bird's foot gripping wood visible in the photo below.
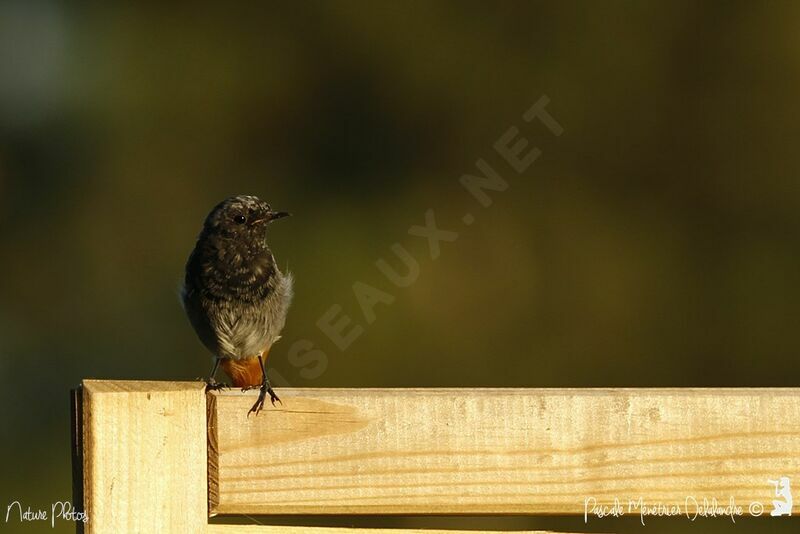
[204,378,229,391]
[248,382,281,416]
[203,358,229,391]
[246,353,281,416]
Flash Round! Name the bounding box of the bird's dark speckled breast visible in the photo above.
[185,233,276,303]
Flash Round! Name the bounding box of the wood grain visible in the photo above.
[82,380,208,533]
[208,388,800,515]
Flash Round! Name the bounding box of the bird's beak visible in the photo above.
[250,211,291,226]
[268,211,291,222]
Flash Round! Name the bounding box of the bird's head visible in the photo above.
[202,195,290,241]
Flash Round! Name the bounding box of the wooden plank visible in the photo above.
[207,526,582,534]
[82,380,208,533]
[208,388,800,515]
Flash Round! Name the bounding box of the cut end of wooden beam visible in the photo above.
[82,380,208,533]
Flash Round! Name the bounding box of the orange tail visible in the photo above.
[220,353,267,388]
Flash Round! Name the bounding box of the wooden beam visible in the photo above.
[75,381,594,533]
[81,380,208,533]
[208,388,800,515]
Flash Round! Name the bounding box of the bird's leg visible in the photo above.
[248,354,281,416]
[205,358,228,391]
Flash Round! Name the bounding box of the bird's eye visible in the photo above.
[234,215,246,224]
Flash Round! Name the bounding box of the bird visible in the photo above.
[181,195,293,415]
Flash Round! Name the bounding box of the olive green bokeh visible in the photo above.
[1,2,799,532]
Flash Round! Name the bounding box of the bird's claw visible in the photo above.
[268,386,282,406]
[204,378,229,391]
[247,383,281,416]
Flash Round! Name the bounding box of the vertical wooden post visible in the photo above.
[70,388,85,534]
[79,380,207,534]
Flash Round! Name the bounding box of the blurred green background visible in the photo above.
[1,1,799,532]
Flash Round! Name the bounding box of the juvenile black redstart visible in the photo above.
[181,195,293,415]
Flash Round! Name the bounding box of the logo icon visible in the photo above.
[768,477,793,517]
